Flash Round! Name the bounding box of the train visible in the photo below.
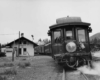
[34,42,51,55]
[47,16,92,68]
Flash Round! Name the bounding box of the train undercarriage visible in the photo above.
[54,54,92,69]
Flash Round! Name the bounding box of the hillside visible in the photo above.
[90,33,100,41]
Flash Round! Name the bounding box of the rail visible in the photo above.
[62,69,66,80]
[81,72,89,80]
[62,69,91,80]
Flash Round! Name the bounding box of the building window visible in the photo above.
[18,48,21,55]
[24,48,27,52]
[19,41,21,44]
[23,41,26,44]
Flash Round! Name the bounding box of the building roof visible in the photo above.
[6,37,38,47]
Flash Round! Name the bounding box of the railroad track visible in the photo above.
[62,69,66,80]
[81,72,98,80]
[62,69,81,80]
[62,69,97,80]
[81,72,89,80]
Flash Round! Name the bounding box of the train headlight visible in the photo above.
[66,42,76,52]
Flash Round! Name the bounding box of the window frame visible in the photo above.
[64,27,74,41]
[76,28,87,42]
[52,29,63,43]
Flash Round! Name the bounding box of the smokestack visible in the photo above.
[21,33,24,37]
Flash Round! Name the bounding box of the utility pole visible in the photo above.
[12,40,15,61]
[17,31,20,57]
[0,43,1,53]
[31,35,34,56]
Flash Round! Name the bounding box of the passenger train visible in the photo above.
[47,16,92,68]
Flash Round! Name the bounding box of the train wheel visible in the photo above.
[66,58,86,69]
[66,59,78,69]
[77,58,86,67]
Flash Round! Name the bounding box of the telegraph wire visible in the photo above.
[0,33,18,35]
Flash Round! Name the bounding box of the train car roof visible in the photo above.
[44,42,51,46]
[49,22,91,30]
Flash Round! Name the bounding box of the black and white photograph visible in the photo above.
[0,0,100,80]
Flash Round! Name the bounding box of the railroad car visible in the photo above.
[48,16,92,68]
[44,43,51,55]
[34,43,51,55]
[34,45,44,55]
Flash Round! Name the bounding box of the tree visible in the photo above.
[38,39,42,42]
[43,39,51,44]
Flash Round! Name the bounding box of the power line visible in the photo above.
[0,33,18,35]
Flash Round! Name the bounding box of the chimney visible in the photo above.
[21,33,24,37]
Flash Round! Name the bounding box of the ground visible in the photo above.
[0,51,100,80]
[0,56,62,80]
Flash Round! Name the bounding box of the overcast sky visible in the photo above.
[0,0,100,44]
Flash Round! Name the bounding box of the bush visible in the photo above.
[22,58,27,61]
[18,62,31,68]
[0,76,7,80]
[4,63,14,67]
[24,62,31,67]
[0,63,14,68]
[3,68,17,75]
[18,63,26,68]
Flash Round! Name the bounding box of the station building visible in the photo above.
[4,33,37,57]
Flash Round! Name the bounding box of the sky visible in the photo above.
[0,0,100,44]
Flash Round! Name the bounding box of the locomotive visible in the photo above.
[48,16,92,68]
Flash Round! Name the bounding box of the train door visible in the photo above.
[52,29,64,57]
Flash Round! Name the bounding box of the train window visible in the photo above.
[77,29,86,42]
[66,30,73,40]
[54,30,61,43]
